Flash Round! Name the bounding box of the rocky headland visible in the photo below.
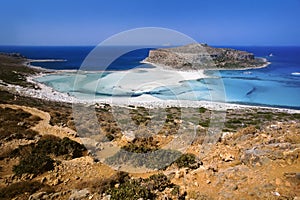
[143,43,269,70]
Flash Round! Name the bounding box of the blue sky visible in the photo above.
[1,0,300,46]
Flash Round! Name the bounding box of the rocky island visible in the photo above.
[143,43,268,70]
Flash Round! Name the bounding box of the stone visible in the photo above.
[296,173,300,179]
[123,131,135,142]
[51,192,63,199]
[40,177,47,183]
[17,121,25,126]
[102,194,111,200]
[51,178,61,186]
[28,192,47,200]
[220,153,235,162]
[64,178,70,184]
[69,188,90,200]
[272,191,280,196]
[285,181,291,187]
[275,178,282,185]
[232,185,238,191]
[175,169,186,179]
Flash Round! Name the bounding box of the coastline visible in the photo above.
[141,58,271,72]
[3,79,300,113]
[2,74,299,114]
[17,58,300,113]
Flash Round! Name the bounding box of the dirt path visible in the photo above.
[0,104,81,143]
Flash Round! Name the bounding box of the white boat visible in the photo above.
[291,72,300,76]
[269,53,273,57]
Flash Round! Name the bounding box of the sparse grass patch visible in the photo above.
[0,107,40,141]
[76,171,130,194]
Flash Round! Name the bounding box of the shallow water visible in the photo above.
[1,46,299,109]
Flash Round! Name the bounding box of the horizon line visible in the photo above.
[1,44,300,47]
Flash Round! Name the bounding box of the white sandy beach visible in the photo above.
[1,71,298,114]
[5,80,300,113]
[92,66,209,96]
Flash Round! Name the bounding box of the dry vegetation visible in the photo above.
[0,53,39,88]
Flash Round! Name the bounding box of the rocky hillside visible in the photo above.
[0,101,299,199]
[143,43,268,70]
[0,53,40,88]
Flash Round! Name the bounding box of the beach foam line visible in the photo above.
[29,59,67,62]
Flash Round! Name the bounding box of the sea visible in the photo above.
[0,46,299,109]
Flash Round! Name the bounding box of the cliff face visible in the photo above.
[143,44,267,70]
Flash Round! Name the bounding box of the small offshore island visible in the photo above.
[0,47,300,200]
[143,43,269,70]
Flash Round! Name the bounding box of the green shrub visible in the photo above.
[122,143,156,154]
[105,149,181,169]
[171,185,180,196]
[199,107,207,113]
[11,135,86,176]
[121,137,159,153]
[199,120,210,127]
[107,179,154,200]
[146,173,173,192]
[13,153,54,176]
[129,107,151,125]
[11,135,84,159]
[106,173,178,200]
[33,135,86,159]
[175,153,202,169]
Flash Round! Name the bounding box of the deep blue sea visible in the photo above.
[0,46,299,109]
[0,46,152,70]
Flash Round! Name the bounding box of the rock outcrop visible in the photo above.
[143,43,268,70]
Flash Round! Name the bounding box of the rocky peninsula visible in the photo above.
[143,43,269,70]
